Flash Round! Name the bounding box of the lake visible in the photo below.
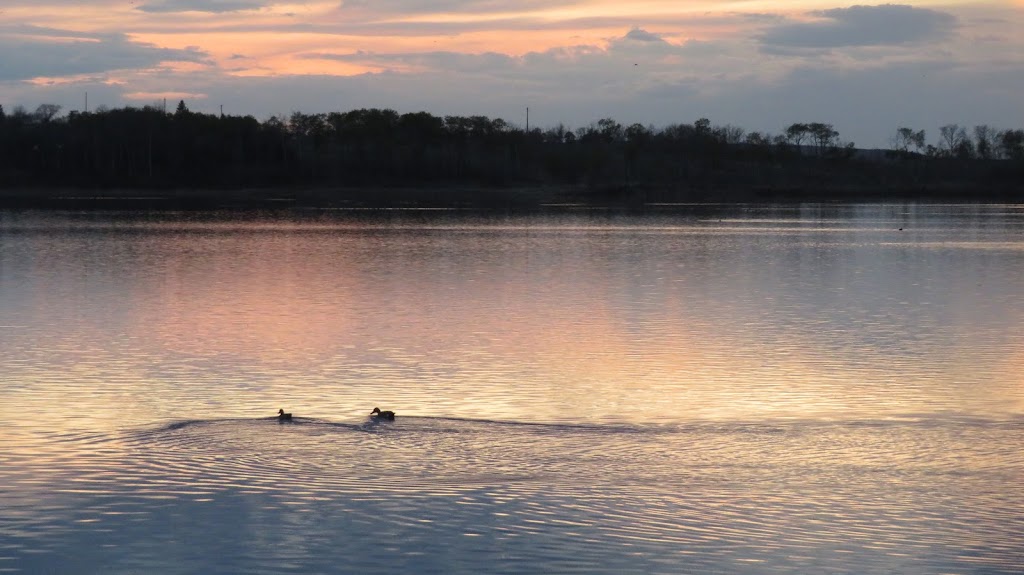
[1,204,1022,574]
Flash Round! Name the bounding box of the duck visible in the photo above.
[370,407,395,420]
[278,408,293,421]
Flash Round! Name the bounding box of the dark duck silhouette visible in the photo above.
[277,408,293,421]
[371,407,395,420]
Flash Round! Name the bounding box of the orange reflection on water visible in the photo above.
[3,215,1023,432]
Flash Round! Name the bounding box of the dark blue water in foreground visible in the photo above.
[1,204,1023,573]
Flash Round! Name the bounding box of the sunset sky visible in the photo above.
[1,1,1021,148]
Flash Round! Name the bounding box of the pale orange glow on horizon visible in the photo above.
[3,0,805,81]
[7,0,1011,88]
[123,19,745,81]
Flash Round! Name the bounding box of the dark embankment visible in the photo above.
[2,182,1020,211]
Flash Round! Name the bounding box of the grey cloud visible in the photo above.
[302,28,722,86]
[145,13,767,39]
[740,12,788,24]
[624,28,665,43]
[610,28,729,60]
[339,0,556,16]
[0,29,208,81]
[305,50,516,76]
[288,39,735,125]
[136,0,268,13]
[759,4,957,49]
[0,24,105,38]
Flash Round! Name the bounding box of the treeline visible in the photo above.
[888,125,1024,161]
[0,101,1021,202]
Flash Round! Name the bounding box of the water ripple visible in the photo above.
[3,208,1024,574]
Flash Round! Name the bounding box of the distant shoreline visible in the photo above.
[0,184,1021,211]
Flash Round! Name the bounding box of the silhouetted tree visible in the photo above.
[807,123,839,155]
[939,124,969,157]
[543,123,569,144]
[717,124,745,145]
[596,118,624,143]
[694,118,712,137]
[893,127,926,154]
[34,104,62,123]
[744,132,766,146]
[973,125,996,160]
[0,102,1019,202]
[999,129,1024,160]
[785,123,810,148]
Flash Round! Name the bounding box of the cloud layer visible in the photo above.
[0,26,207,82]
[0,2,1021,148]
[136,0,270,13]
[759,4,958,49]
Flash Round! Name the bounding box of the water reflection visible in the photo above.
[1,205,1023,573]
[4,416,1023,574]
[4,208,1022,426]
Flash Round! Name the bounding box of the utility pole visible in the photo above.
[526,107,529,133]
[85,92,88,113]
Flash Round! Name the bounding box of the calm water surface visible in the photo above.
[1,204,1022,574]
